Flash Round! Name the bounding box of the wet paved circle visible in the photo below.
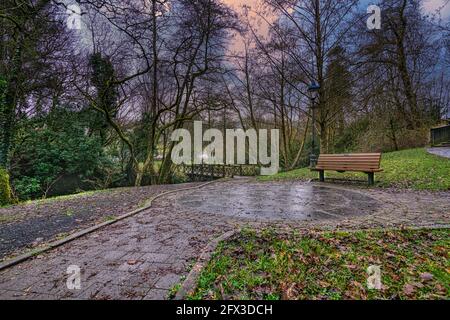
[177,182,380,221]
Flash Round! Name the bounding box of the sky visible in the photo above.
[222,0,450,52]
[422,0,450,18]
[70,0,450,56]
[223,0,450,20]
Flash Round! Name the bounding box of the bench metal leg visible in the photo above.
[319,170,325,182]
[367,172,374,186]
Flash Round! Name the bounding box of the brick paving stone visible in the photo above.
[135,262,173,275]
[99,250,129,261]
[141,252,170,263]
[154,273,182,290]
[0,289,37,300]
[76,282,149,300]
[143,288,169,300]
[0,275,41,291]
[117,261,145,272]
[34,293,58,300]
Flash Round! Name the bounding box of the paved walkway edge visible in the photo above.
[0,179,229,272]
[174,229,237,300]
[426,147,450,159]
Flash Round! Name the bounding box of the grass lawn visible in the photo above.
[188,228,449,300]
[258,148,450,191]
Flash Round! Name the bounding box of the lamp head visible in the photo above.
[308,82,320,101]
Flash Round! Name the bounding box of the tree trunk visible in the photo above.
[319,122,328,154]
[289,117,310,170]
[0,41,23,168]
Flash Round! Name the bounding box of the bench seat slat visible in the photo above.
[316,161,381,165]
[317,158,380,162]
[316,163,381,167]
[313,167,383,172]
[319,153,381,157]
[319,158,380,161]
[317,159,379,162]
[319,155,380,158]
[317,162,380,166]
[314,164,382,168]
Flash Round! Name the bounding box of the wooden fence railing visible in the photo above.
[174,164,260,181]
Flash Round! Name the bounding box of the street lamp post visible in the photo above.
[308,82,320,168]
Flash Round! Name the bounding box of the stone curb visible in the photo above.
[174,229,237,300]
[0,179,229,272]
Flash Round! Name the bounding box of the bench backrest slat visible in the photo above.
[316,153,382,171]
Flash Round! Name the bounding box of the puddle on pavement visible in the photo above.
[176,183,379,221]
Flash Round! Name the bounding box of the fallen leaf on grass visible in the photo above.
[420,272,433,282]
[403,283,415,296]
[282,283,298,300]
[435,283,446,294]
[345,264,358,270]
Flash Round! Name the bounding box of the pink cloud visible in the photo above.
[422,0,450,18]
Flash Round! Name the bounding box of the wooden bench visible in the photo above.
[311,153,383,185]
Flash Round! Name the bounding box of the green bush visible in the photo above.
[10,107,115,200]
[13,176,41,200]
[0,167,12,205]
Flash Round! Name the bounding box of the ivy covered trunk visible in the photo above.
[0,77,7,167]
[0,39,23,168]
[0,73,15,204]
[0,167,12,205]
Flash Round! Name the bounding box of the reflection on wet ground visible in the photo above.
[177,183,379,221]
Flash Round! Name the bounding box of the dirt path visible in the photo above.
[0,179,448,299]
